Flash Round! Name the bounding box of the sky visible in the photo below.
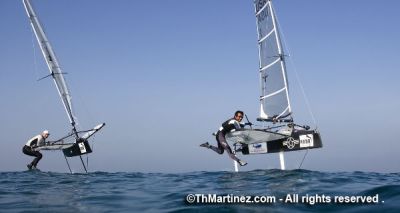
[0,0,399,173]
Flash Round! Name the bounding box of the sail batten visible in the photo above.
[254,0,291,120]
[260,57,280,72]
[255,0,269,17]
[260,87,286,100]
[259,29,274,43]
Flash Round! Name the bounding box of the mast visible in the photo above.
[268,0,292,117]
[254,0,292,121]
[255,0,290,170]
[23,0,79,138]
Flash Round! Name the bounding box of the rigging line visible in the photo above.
[62,151,72,174]
[289,58,317,126]
[30,26,40,80]
[86,136,96,172]
[274,10,317,127]
[74,86,96,130]
[79,155,88,173]
[298,149,309,169]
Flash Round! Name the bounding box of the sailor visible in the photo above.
[200,110,252,166]
[22,130,50,170]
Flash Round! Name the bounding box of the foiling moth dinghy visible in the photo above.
[23,0,105,173]
[225,0,322,172]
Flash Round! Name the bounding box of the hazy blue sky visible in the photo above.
[1,0,399,173]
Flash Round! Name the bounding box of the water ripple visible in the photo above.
[0,170,398,212]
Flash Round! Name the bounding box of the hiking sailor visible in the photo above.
[22,130,50,169]
[201,110,252,166]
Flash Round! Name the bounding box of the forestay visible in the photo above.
[255,0,291,120]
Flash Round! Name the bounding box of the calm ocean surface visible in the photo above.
[0,169,398,212]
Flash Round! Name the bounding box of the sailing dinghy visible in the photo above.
[23,0,105,173]
[225,0,322,171]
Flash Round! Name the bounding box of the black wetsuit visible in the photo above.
[23,135,44,168]
[209,118,244,162]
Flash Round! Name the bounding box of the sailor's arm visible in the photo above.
[26,137,39,148]
[237,121,253,129]
[234,121,243,130]
[37,136,46,147]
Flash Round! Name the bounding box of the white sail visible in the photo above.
[254,0,291,121]
[23,0,77,129]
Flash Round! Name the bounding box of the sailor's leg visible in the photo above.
[31,151,42,168]
[22,145,36,157]
[218,135,241,162]
[205,133,222,154]
[222,142,241,162]
[209,144,224,154]
[23,146,37,168]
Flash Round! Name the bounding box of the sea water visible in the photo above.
[0,170,399,212]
